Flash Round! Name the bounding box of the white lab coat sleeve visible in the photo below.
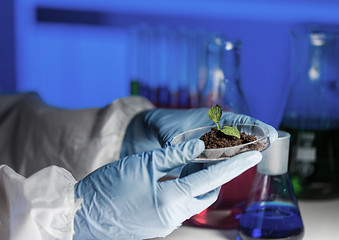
[0,94,155,239]
[0,93,154,180]
[0,164,81,240]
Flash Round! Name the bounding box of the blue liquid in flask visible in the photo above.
[238,202,304,240]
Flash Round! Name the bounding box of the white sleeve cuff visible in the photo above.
[0,165,80,240]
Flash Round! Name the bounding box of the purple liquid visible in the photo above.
[238,202,304,240]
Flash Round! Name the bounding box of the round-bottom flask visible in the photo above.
[281,27,339,199]
[237,131,304,240]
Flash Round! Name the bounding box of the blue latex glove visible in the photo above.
[121,108,278,157]
[73,139,262,240]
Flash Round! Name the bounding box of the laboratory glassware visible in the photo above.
[199,36,248,114]
[186,36,253,229]
[167,29,180,108]
[238,131,304,240]
[128,24,152,100]
[171,124,270,162]
[281,25,339,199]
[185,30,203,108]
[128,25,141,96]
[176,28,191,109]
[151,26,170,108]
[128,25,205,109]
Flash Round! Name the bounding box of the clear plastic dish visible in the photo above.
[171,124,270,163]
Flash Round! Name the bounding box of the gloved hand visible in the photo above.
[73,139,262,240]
[121,108,278,157]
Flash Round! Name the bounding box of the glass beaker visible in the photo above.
[185,36,253,229]
[280,25,339,199]
[237,131,304,240]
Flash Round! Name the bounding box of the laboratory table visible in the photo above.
[153,199,339,240]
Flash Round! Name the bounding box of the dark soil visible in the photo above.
[200,127,260,150]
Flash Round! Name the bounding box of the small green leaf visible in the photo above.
[208,105,222,130]
[221,126,241,138]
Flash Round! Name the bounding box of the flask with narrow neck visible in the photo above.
[237,131,304,240]
[185,36,253,229]
[281,26,339,199]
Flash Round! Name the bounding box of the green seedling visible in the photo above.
[208,104,222,130]
[208,104,241,139]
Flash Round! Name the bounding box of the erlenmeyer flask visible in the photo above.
[185,36,252,229]
[281,25,339,199]
[238,131,304,240]
[199,36,248,114]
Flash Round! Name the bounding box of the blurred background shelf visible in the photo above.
[33,0,339,24]
[2,0,339,126]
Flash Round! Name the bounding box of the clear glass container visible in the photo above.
[128,24,152,100]
[237,131,304,240]
[128,25,207,109]
[172,124,270,162]
[280,25,339,199]
[151,26,170,108]
[185,36,252,229]
[199,36,248,114]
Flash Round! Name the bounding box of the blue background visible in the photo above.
[1,0,339,128]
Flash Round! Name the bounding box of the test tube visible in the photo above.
[155,26,170,108]
[168,29,180,108]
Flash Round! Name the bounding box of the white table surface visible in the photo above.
[153,198,339,240]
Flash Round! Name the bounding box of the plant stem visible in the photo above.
[216,123,220,130]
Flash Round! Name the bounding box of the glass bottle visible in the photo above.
[280,25,339,199]
[185,36,252,229]
[238,131,304,240]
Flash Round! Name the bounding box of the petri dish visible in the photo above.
[171,124,270,163]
